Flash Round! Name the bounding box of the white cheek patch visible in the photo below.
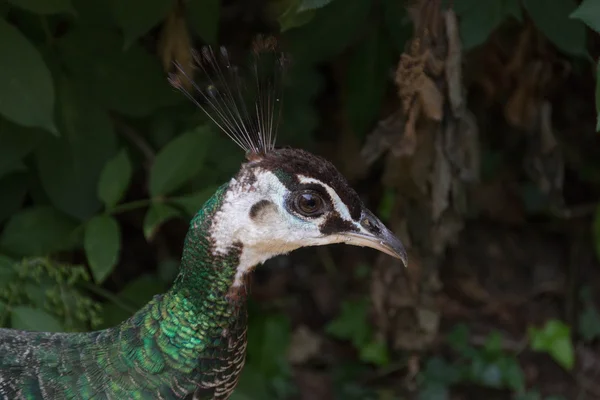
[297,175,362,231]
[210,169,325,287]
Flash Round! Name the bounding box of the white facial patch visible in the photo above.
[210,169,330,287]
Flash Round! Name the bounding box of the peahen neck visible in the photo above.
[170,181,248,307]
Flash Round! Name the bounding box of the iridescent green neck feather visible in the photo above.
[0,183,248,400]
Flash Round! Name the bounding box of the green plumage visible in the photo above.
[0,183,247,400]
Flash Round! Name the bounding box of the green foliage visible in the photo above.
[84,215,121,283]
[0,18,56,134]
[522,0,587,57]
[0,207,78,256]
[528,319,574,370]
[149,127,210,197]
[187,0,220,43]
[0,257,101,331]
[344,24,394,137]
[578,286,600,342]
[326,298,390,366]
[570,0,600,34]
[5,0,75,15]
[109,0,171,48]
[234,304,295,399]
[143,203,181,240]
[596,61,600,132]
[98,149,133,209]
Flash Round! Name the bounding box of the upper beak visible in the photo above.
[341,209,407,267]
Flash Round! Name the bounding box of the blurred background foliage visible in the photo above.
[0,0,599,398]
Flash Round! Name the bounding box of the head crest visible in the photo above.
[169,35,288,157]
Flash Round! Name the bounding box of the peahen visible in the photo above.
[0,39,407,400]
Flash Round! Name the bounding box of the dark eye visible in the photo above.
[293,191,325,216]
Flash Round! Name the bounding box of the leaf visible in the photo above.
[0,119,43,178]
[84,215,121,283]
[0,255,17,290]
[523,0,587,56]
[276,0,316,32]
[187,0,220,44]
[35,80,117,220]
[528,319,574,370]
[298,0,334,12]
[110,0,172,48]
[570,0,600,34]
[5,0,75,14]
[143,203,181,240]
[0,18,57,134]
[99,274,166,328]
[381,0,412,52]
[149,128,210,197]
[11,306,63,332]
[172,185,220,216]
[359,338,389,366]
[326,299,371,347]
[284,0,372,65]
[58,27,180,117]
[0,206,78,256]
[0,173,28,224]
[344,25,393,137]
[579,305,600,342]
[593,203,600,261]
[455,0,518,50]
[98,148,132,209]
[246,312,291,378]
[596,61,600,132]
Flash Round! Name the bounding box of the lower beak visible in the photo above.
[341,226,407,267]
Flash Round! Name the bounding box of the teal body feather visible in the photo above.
[0,184,248,400]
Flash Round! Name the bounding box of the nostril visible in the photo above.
[361,216,380,234]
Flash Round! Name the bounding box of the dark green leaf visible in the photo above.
[172,185,220,216]
[277,3,315,32]
[110,0,171,48]
[99,274,166,327]
[246,312,291,378]
[523,0,587,56]
[5,0,75,14]
[498,356,525,391]
[35,80,117,220]
[149,127,210,197]
[0,119,43,178]
[0,18,57,134]
[58,27,180,117]
[455,0,514,50]
[298,0,334,11]
[284,0,371,65]
[11,306,63,331]
[326,299,371,347]
[344,25,393,137]
[593,203,600,261]
[418,382,449,400]
[359,338,389,366]
[570,0,600,34]
[381,0,412,51]
[187,0,220,44]
[98,149,132,209]
[579,305,600,342]
[0,173,27,223]
[528,319,574,370]
[596,61,600,132]
[84,215,121,283]
[143,203,181,240]
[0,206,78,256]
[421,357,461,385]
[0,255,17,290]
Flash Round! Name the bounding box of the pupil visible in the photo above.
[302,194,316,209]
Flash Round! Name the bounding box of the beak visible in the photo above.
[341,209,407,267]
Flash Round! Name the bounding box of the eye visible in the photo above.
[293,191,325,217]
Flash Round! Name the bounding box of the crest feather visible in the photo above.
[169,36,288,157]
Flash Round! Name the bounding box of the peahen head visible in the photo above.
[170,37,407,288]
[211,148,407,287]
